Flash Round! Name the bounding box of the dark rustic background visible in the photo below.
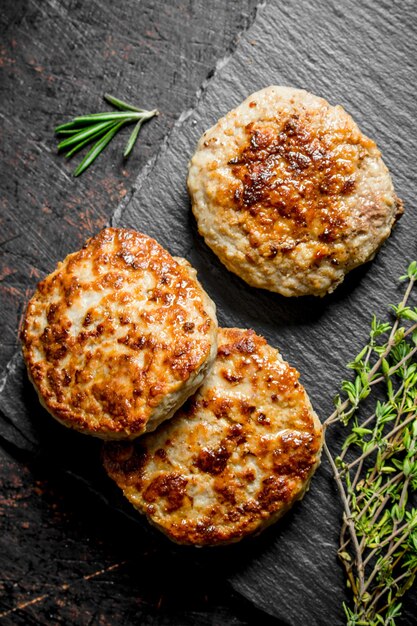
[1,0,417,624]
[0,1,276,624]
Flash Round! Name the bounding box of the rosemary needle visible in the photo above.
[124,120,144,158]
[55,94,158,176]
[57,120,114,151]
[103,93,143,112]
[73,121,125,178]
[65,122,118,159]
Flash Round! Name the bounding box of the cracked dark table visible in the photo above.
[1,2,274,624]
[2,1,417,625]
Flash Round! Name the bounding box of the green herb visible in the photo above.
[55,93,158,176]
[324,261,417,625]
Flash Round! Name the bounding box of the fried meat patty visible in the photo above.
[103,328,323,545]
[188,86,403,296]
[21,228,218,439]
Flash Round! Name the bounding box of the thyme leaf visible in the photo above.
[325,262,417,625]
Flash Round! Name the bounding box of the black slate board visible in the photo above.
[114,0,417,623]
[1,0,417,624]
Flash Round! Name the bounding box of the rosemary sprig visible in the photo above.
[324,261,417,625]
[55,93,158,176]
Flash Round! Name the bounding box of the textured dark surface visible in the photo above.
[117,0,417,623]
[0,1,266,624]
[1,0,417,624]
[0,0,257,367]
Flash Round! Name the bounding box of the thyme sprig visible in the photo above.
[324,261,417,625]
[55,94,158,176]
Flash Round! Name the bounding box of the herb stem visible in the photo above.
[55,94,158,176]
[326,264,417,624]
[345,412,417,472]
[362,522,412,569]
[362,528,413,595]
[355,472,405,522]
[323,439,366,595]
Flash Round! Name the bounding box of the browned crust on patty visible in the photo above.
[188,86,402,296]
[21,228,217,439]
[103,328,323,545]
[227,114,375,248]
